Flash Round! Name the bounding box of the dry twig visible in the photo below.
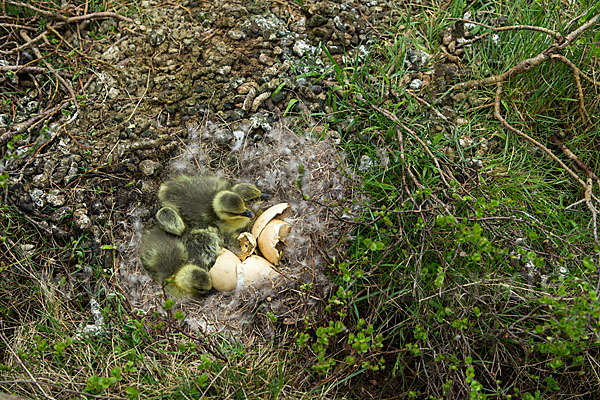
[5,1,133,24]
[453,14,600,244]
[453,14,599,91]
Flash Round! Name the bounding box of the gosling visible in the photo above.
[139,227,212,297]
[183,227,223,270]
[158,175,268,235]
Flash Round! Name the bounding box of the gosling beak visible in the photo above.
[242,209,254,219]
[260,192,272,200]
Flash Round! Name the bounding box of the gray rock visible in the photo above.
[259,53,274,66]
[73,208,92,230]
[147,29,166,47]
[358,155,374,172]
[51,206,71,222]
[308,15,329,28]
[293,40,312,57]
[46,190,66,207]
[139,159,158,176]
[30,188,45,208]
[409,79,423,90]
[271,90,287,104]
[295,77,308,87]
[228,29,245,40]
[404,48,431,71]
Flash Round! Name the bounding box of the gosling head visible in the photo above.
[172,264,212,296]
[213,190,254,233]
[231,183,271,202]
[156,207,186,236]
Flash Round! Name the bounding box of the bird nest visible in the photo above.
[118,118,358,341]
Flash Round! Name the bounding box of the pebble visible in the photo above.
[46,190,66,207]
[147,29,166,47]
[259,53,274,66]
[293,40,312,57]
[52,206,71,222]
[409,79,423,90]
[228,29,245,40]
[271,90,287,104]
[404,48,431,71]
[30,188,44,208]
[251,92,271,112]
[358,155,374,172]
[73,208,92,230]
[217,65,232,75]
[139,159,158,176]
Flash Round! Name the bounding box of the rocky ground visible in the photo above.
[1,0,474,336]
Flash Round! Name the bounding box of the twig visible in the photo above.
[0,31,48,55]
[564,6,596,32]
[0,331,57,400]
[372,104,454,188]
[0,65,72,78]
[584,176,599,246]
[405,90,450,123]
[20,31,79,114]
[123,70,151,124]
[5,1,133,24]
[19,31,81,137]
[552,136,600,245]
[457,22,565,49]
[59,11,134,24]
[551,136,600,184]
[494,82,587,189]
[453,14,599,91]
[551,54,600,87]
[0,23,37,30]
[0,103,67,146]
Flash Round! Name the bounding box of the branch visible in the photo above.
[453,13,599,91]
[4,1,133,24]
[0,65,72,78]
[494,82,586,189]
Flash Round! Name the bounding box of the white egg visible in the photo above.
[237,255,278,287]
[209,249,241,291]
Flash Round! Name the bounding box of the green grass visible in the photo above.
[2,0,600,399]
[292,0,600,397]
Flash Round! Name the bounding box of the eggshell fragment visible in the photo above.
[237,255,277,287]
[237,232,257,260]
[209,249,241,291]
[257,219,291,265]
[251,203,290,239]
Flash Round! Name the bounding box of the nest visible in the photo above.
[118,118,358,340]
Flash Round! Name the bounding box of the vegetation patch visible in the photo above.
[1,0,600,399]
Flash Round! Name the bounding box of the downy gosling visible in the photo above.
[183,226,223,270]
[140,227,212,297]
[158,175,269,236]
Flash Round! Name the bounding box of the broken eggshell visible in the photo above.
[209,249,241,291]
[237,255,278,287]
[236,231,257,260]
[251,202,290,239]
[257,219,291,265]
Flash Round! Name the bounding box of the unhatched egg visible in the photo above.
[209,249,240,291]
[237,255,278,287]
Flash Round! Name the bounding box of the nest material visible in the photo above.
[118,119,357,340]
